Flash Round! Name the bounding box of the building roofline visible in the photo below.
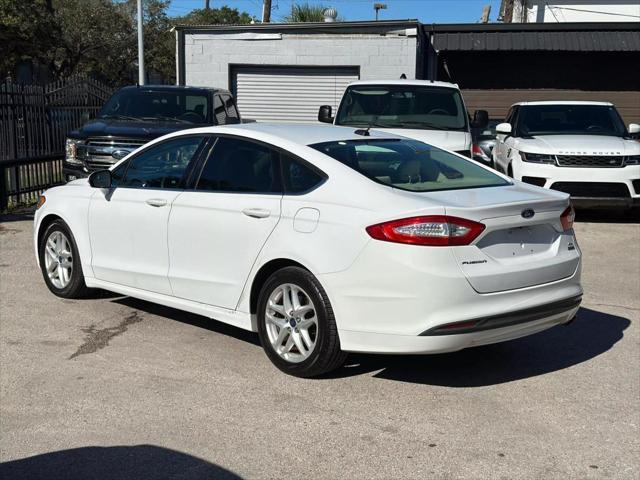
[174,20,638,35]
[174,19,419,33]
[425,21,640,33]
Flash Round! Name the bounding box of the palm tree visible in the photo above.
[283,3,331,22]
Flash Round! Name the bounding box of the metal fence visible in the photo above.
[0,75,113,211]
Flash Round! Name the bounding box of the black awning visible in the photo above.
[426,22,640,52]
[433,29,640,51]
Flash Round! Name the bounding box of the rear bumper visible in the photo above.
[320,238,582,354]
[420,294,581,335]
[338,303,578,354]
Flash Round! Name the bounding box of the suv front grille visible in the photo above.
[550,182,630,198]
[556,155,624,168]
[80,137,147,172]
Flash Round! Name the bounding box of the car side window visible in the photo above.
[221,95,240,124]
[213,95,228,125]
[196,137,281,193]
[281,154,325,193]
[111,160,128,187]
[120,136,204,189]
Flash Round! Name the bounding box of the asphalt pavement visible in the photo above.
[0,211,638,479]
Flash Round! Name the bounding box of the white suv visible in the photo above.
[493,101,640,209]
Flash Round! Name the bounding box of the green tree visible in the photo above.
[0,0,59,79]
[0,1,252,86]
[49,0,135,85]
[176,6,252,25]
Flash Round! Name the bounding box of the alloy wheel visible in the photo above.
[265,283,318,363]
[44,231,73,289]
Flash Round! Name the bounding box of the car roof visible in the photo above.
[346,80,460,89]
[181,123,402,146]
[512,100,613,107]
[117,85,231,95]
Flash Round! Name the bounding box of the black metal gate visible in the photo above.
[0,75,114,211]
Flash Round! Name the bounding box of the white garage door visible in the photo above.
[232,66,359,123]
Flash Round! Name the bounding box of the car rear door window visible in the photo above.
[196,137,281,193]
[120,136,204,189]
[281,154,325,193]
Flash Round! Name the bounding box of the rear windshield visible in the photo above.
[311,139,509,193]
[99,89,211,124]
[335,85,467,131]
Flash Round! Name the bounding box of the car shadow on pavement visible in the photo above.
[0,212,34,223]
[0,445,242,480]
[112,296,262,347]
[325,307,631,386]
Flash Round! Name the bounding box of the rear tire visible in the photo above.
[39,219,90,299]
[257,267,347,378]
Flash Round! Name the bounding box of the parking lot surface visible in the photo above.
[1,212,638,479]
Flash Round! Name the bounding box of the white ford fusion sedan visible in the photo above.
[34,124,582,377]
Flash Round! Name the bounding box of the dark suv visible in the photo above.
[64,85,241,180]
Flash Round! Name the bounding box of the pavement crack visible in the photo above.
[69,311,143,360]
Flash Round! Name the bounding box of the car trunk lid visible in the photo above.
[410,184,580,293]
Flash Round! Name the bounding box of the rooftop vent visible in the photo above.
[323,7,337,22]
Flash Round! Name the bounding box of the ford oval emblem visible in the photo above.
[111,149,130,160]
[521,208,535,219]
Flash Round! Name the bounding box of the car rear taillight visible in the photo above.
[366,216,486,246]
[560,206,575,231]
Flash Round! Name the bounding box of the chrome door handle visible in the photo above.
[145,198,167,207]
[242,208,270,219]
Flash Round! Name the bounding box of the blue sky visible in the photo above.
[167,0,505,23]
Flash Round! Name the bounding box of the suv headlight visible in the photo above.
[624,155,640,166]
[65,138,84,165]
[520,152,556,165]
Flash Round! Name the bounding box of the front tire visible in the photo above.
[257,267,346,377]
[39,219,90,299]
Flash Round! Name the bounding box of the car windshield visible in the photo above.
[516,104,627,137]
[311,138,509,193]
[99,89,211,124]
[335,85,467,131]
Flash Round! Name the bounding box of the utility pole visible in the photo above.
[205,0,210,9]
[262,0,272,23]
[480,5,491,23]
[137,0,145,85]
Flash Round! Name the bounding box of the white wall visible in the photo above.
[515,1,640,23]
[183,32,417,88]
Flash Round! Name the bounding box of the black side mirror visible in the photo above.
[472,109,489,129]
[318,105,334,124]
[89,169,112,188]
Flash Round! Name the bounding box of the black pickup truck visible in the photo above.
[64,85,242,180]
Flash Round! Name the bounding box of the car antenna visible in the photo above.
[356,116,380,136]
